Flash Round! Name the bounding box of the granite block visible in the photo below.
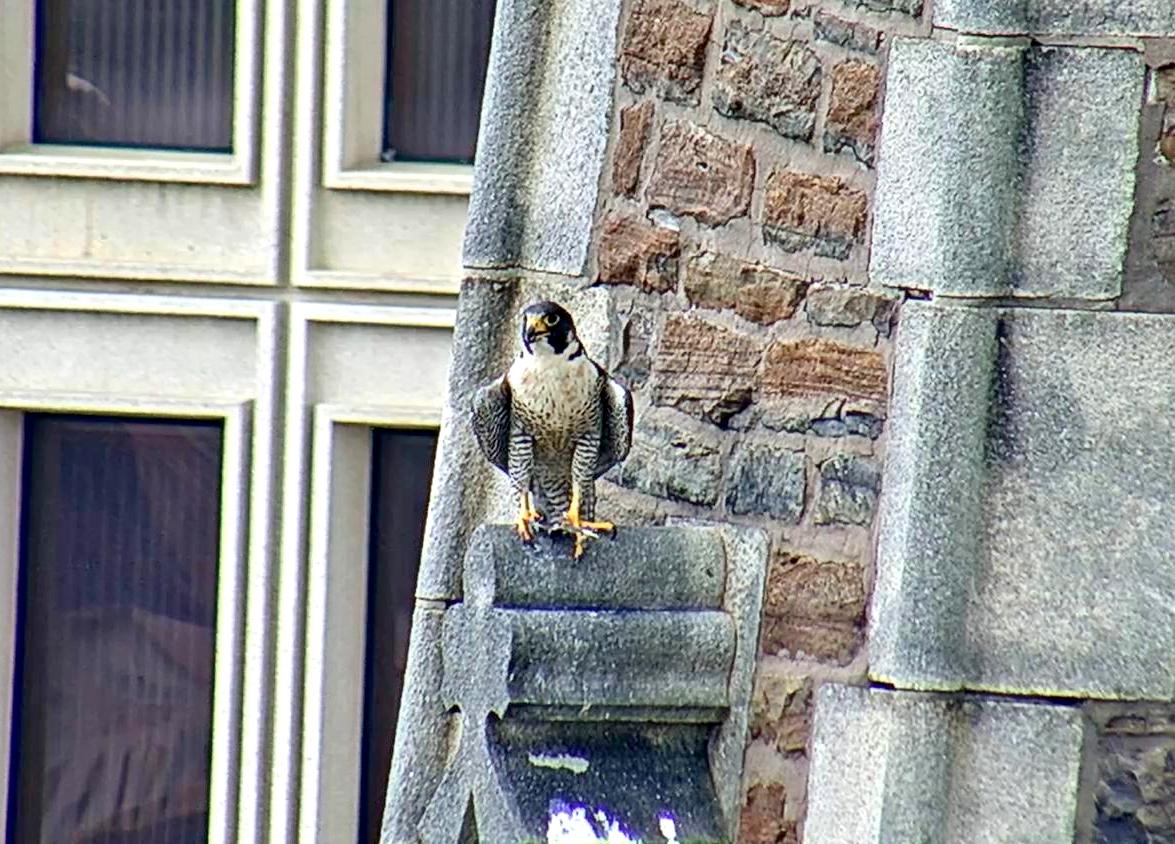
[872,302,1175,699]
[871,39,1143,300]
[806,685,1085,844]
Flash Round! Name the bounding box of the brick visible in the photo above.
[615,411,723,506]
[713,20,821,141]
[805,284,896,332]
[765,553,866,623]
[612,100,655,195]
[813,11,882,54]
[763,170,868,259]
[651,314,763,424]
[761,616,862,664]
[725,441,806,522]
[685,252,808,325]
[763,338,888,402]
[620,0,713,105]
[814,454,882,526]
[732,0,790,15]
[824,60,881,166]
[648,122,756,226]
[740,784,799,844]
[596,212,680,293]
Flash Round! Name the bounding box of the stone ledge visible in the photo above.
[871,302,1175,699]
[871,38,1143,300]
[805,685,1085,844]
[934,0,1175,37]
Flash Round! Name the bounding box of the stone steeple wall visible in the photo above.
[381,0,1175,840]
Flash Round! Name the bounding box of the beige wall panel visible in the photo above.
[0,310,257,399]
[312,191,467,282]
[307,322,453,406]
[0,181,269,278]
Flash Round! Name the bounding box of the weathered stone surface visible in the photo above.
[740,784,798,844]
[807,685,1084,843]
[852,0,922,14]
[765,553,866,623]
[651,315,763,424]
[731,0,789,16]
[815,454,881,526]
[725,440,806,522]
[596,212,680,293]
[824,60,881,166]
[763,338,887,402]
[873,302,1175,699]
[616,410,724,505]
[1095,733,1175,842]
[761,398,886,440]
[871,39,1144,298]
[750,670,813,754]
[934,0,1175,36]
[620,0,713,105]
[763,169,868,259]
[612,100,655,195]
[762,553,866,663]
[463,0,624,276]
[713,21,822,141]
[648,122,756,226]
[814,11,881,54]
[462,523,726,610]
[684,251,808,325]
[805,284,896,331]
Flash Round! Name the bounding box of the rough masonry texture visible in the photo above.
[805,685,1085,843]
[389,524,766,843]
[463,0,623,276]
[933,0,1175,36]
[870,38,1144,299]
[872,301,1175,700]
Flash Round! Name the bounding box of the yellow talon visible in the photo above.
[563,485,615,559]
[515,491,541,542]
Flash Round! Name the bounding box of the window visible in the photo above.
[382,0,496,164]
[8,415,223,844]
[358,428,437,844]
[34,0,236,151]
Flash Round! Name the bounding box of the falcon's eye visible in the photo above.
[544,313,560,327]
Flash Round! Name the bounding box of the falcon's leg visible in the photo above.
[561,434,615,558]
[508,431,540,542]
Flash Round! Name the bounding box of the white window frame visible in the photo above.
[299,404,440,844]
[0,395,250,844]
[318,0,475,195]
[0,0,261,185]
[0,290,280,844]
[269,302,453,844]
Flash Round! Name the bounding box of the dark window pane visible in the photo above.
[358,428,437,844]
[34,0,236,151]
[383,0,497,164]
[8,415,223,844]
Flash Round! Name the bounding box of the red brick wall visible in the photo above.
[589,0,926,838]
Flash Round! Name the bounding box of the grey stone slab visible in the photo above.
[871,38,1143,300]
[462,523,727,610]
[805,685,1085,844]
[934,0,1175,36]
[463,0,623,276]
[872,301,1175,699]
[508,609,734,709]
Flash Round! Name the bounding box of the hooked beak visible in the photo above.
[525,314,549,339]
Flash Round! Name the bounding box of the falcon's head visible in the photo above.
[520,301,579,356]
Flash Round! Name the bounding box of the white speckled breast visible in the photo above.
[506,345,601,449]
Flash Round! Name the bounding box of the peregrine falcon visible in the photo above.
[471,301,634,558]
